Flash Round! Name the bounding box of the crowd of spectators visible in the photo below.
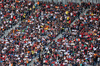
[0,0,99,66]
[0,0,34,38]
[38,3,100,66]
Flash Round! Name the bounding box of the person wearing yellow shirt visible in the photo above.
[23,14,26,18]
[67,16,70,20]
[65,11,69,15]
[91,13,94,16]
[33,5,35,9]
[31,51,34,54]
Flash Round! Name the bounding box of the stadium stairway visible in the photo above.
[52,8,89,42]
[45,8,99,66]
[1,18,21,39]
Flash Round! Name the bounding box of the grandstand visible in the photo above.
[0,0,100,66]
